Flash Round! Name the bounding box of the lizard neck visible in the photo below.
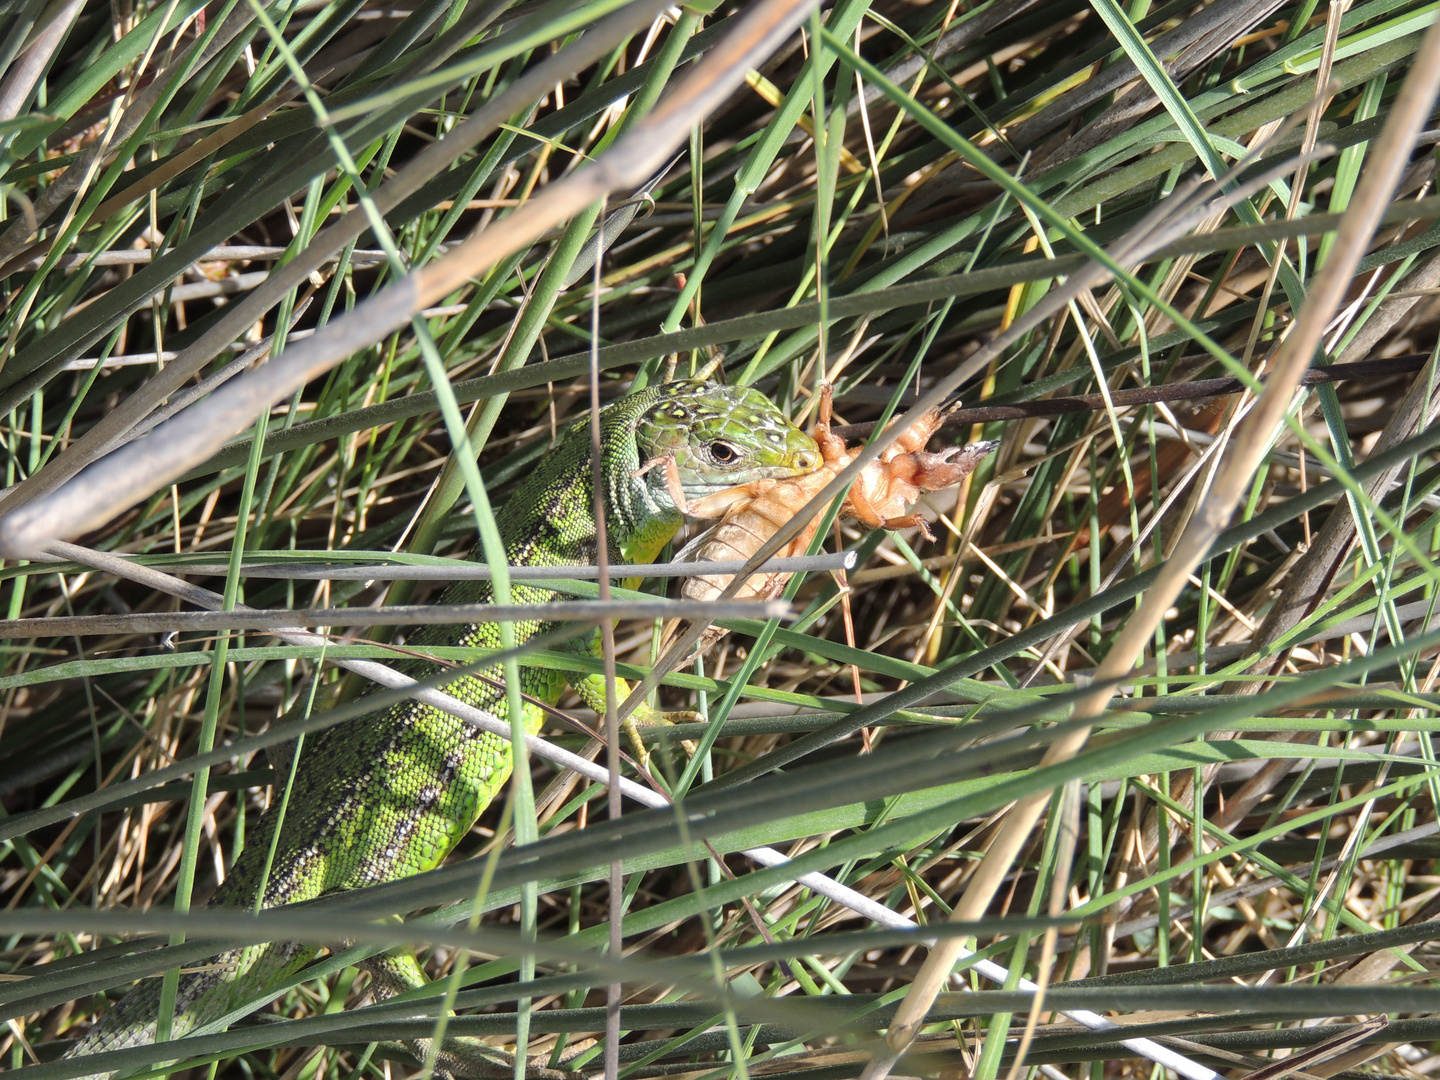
[497,388,682,570]
[602,397,683,565]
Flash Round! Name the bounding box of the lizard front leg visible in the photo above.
[569,670,697,766]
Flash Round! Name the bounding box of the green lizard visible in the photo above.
[64,380,821,1077]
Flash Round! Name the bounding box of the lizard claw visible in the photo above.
[623,709,699,766]
[635,453,691,513]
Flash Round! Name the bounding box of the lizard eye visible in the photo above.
[708,440,741,464]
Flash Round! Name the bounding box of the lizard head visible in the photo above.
[637,381,821,497]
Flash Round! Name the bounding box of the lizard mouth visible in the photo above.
[680,463,812,496]
[679,480,746,498]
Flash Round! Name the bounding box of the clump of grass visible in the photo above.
[7,2,1440,1080]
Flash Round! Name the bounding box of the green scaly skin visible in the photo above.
[65,381,821,1077]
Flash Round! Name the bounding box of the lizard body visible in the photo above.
[65,381,820,1076]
